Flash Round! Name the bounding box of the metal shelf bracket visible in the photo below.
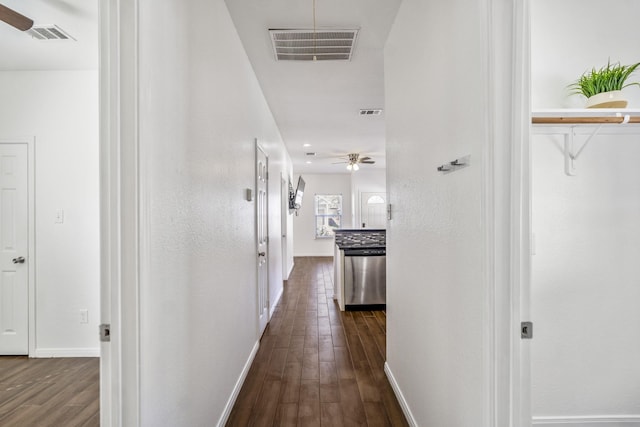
[564,125,602,176]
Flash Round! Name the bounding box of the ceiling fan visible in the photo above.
[0,3,34,31]
[333,153,376,171]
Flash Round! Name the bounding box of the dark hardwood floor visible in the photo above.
[0,356,99,426]
[228,256,408,427]
[0,257,405,426]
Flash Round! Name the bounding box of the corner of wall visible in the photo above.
[384,362,417,427]
[216,340,260,427]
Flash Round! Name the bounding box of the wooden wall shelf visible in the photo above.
[531,109,640,176]
[532,108,640,125]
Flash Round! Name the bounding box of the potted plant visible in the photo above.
[569,60,640,108]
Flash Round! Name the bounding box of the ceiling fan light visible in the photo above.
[346,164,353,171]
[353,164,359,171]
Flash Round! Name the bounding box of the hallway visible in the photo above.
[227,257,407,426]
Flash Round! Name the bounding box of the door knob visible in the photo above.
[258,252,266,257]
[12,256,25,264]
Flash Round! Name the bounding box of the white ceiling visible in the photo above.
[0,0,401,174]
[225,0,401,174]
[0,0,97,70]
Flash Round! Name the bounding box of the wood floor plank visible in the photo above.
[364,401,392,426]
[354,362,382,403]
[339,378,368,426]
[273,403,298,427]
[301,348,319,380]
[318,335,335,362]
[279,362,302,404]
[334,346,356,380]
[265,347,288,381]
[297,400,321,427]
[321,401,345,426]
[249,380,282,427]
[319,362,340,403]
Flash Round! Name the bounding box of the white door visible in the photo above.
[281,177,288,281]
[256,144,269,336]
[360,192,387,229]
[0,144,29,355]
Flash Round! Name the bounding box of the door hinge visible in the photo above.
[99,324,111,342]
[521,321,533,339]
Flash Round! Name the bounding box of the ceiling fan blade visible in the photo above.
[0,4,34,31]
[359,156,372,161]
[331,161,348,164]
[360,160,376,164]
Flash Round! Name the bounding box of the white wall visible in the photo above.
[135,1,291,425]
[292,173,352,256]
[0,70,100,356]
[531,0,640,421]
[532,0,640,110]
[350,169,386,228]
[384,0,490,424]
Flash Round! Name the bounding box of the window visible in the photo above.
[314,194,342,238]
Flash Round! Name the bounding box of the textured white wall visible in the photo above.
[532,0,640,109]
[531,136,640,416]
[136,1,291,425]
[532,0,640,419]
[384,0,488,424]
[0,70,100,356]
[292,174,352,257]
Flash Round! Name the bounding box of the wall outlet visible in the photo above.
[80,309,89,324]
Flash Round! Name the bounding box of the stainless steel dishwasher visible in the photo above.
[343,247,386,309]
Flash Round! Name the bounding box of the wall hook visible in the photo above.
[437,155,471,174]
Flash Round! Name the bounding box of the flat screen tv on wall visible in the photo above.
[290,176,305,211]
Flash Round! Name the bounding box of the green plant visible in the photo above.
[569,60,640,98]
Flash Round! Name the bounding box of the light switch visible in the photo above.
[55,209,64,224]
[80,309,89,324]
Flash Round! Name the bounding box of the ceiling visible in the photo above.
[225,0,401,173]
[0,0,401,174]
[0,0,97,70]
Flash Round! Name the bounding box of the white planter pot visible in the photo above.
[585,90,628,108]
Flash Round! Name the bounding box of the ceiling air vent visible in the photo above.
[359,109,383,116]
[26,25,75,41]
[269,29,358,61]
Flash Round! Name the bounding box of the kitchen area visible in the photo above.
[290,172,388,312]
[333,229,386,311]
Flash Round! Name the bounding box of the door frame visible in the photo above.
[99,0,141,425]
[0,138,35,356]
[255,141,269,337]
[483,0,531,425]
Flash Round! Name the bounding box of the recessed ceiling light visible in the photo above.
[303,143,312,147]
[306,161,312,164]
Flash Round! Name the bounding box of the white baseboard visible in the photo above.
[270,287,284,318]
[384,362,418,427]
[33,347,100,358]
[216,340,260,427]
[533,415,640,426]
